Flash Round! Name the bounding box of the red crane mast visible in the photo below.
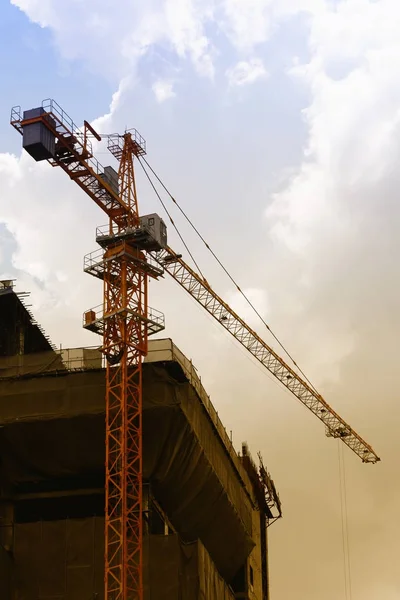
[11,100,165,599]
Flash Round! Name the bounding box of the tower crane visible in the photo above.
[10,99,380,600]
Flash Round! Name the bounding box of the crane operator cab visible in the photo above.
[139,213,167,250]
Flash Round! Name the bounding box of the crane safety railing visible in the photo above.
[82,303,165,333]
[10,100,130,223]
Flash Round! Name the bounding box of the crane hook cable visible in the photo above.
[138,155,319,394]
[338,441,353,599]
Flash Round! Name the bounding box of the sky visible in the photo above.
[0,0,399,598]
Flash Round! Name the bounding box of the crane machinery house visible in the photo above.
[21,107,56,161]
[139,213,167,249]
[94,212,167,252]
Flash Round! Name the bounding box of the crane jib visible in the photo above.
[150,246,380,465]
[10,100,379,473]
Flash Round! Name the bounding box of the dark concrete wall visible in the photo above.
[11,520,235,600]
[0,365,254,582]
[0,545,12,600]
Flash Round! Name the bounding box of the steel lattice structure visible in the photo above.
[150,246,380,464]
[10,97,379,600]
[101,134,147,598]
[10,100,163,600]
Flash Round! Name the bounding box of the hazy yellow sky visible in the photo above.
[1,1,399,598]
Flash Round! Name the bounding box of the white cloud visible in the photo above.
[0,150,101,348]
[152,79,176,102]
[226,57,268,86]
[11,0,57,27]
[226,287,269,327]
[11,0,216,80]
[268,0,400,255]
[262,0,400,401]
[10,0,323,83]
[91,76,134,133]
[263,5,400,595]
[0,152,23,182]
[221,0,324,50]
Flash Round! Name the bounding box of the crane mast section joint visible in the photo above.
[150,247,380,464]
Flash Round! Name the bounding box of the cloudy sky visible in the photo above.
[1,1,399,598]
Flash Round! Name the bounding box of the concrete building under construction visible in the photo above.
[0,280,281,599]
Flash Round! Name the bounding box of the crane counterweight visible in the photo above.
[20,107,56,161]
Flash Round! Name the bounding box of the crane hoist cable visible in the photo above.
[137,159,380,463]
[138,155,319,393]
[338,442,353,600]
